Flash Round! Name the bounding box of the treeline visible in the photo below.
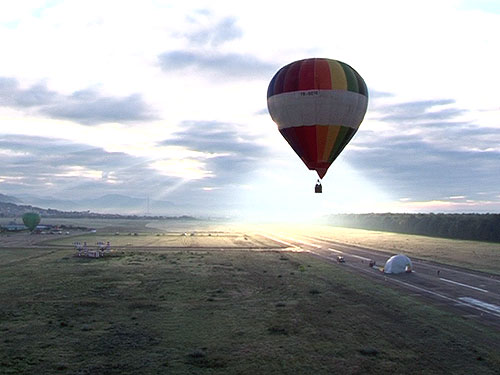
[325,213,500,243]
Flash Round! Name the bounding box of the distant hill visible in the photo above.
[83,194,174,213]
[14,193,174,215]
[0,200,195,220]
[15,195,79,210]
[0,193,22,204]
[0,201,55,218]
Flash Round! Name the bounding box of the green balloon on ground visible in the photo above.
[22,212,41,231]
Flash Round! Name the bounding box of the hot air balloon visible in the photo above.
[267,58,368,193]
[22,212,41,231]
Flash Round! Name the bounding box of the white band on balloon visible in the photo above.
[267,90,368,130]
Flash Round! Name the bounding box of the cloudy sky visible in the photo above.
[0,0,499,219]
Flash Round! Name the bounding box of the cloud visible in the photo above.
[0,77,156,125]
[41,89,156,125]
[163,121,263,154]
[255,108,270,116]
[0,130,272,214]
[337,95,500,203]
[153,120,278,213]
[347,139,495,200]
[346,128,499,202]
[159,14,277,80]
[158,50,277,80]
[365,97,500,150]
[160,121,270,182]
[184,16,243,47]
[373,99,466,123]
[0,134,174,198]
[368,89,394,99]
[0,77,57,107]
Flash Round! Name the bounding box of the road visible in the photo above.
[258,231,500,329]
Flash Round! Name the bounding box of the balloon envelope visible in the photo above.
[267,58,368,178]
[22,212,41,231]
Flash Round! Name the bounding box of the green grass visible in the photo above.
[0,248,52,266]
[41,231,278,249]
[1,246,498,374]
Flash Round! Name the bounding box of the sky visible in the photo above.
[0,0,499,220]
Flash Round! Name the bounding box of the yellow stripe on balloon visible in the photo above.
[327,60,347,91]
[316,126,329,162]
[321,125,341,162]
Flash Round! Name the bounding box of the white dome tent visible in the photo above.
[383,254,413,274]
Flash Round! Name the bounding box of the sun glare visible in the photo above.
[54,166,102,180]
[150,159,213,180]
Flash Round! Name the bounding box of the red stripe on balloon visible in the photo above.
[280,127,304,162]
[280,126,318,166]
[298,59,315,91]
[273,65,289,96]
[315,59,332,90]
[280,126,335,177]
[283,60,301,93]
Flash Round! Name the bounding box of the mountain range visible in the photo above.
[0,193,22,204]
[0,193,175,216]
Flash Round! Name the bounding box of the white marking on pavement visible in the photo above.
[458,297,500,314]
[440,278,489,293]
[327,248,342,254]
[277,235,322,248]
[328,248,372,261]
[346,254,373,262]
[257,233,298,248]
[301,235,333,244]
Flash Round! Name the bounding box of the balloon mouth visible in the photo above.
[304,161,330,179]
[315,168,328,179]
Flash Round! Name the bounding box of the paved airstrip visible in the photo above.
[258,231,500,328]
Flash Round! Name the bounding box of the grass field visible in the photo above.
[41,231,279,250]
[1,226,499,374]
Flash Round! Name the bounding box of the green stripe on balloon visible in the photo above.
[327,126,350,164]
[335,128,357,159]
[339,62,359,93]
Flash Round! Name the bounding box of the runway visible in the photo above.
[258,231,500,328]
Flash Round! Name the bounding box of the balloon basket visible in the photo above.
[315,181,322,194]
